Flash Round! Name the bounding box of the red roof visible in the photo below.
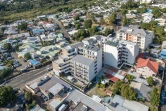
[106,74,119,82]
[136,58,159,74]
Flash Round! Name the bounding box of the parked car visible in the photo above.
[47,67,53,71]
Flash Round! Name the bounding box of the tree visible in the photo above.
[3,43,12,50]
[121,9,127,16]
[88,26,98,36]
[24,52,31,60]
[75,23,80,29]
[147,76,155,86]
[0,68,11,79]
[84,19,92,29]
[137,7,146,14]
[162,8,166,13]
[121,84,137,100]
[100,17,105,25]
[150,88,160,107]
[152,8,162,18]
[112,81,123,95]
[15,44,20,52]
[122,17,128,26]
[109,12,116,25]
[104,28,113,36]
[24,92,32,103]
[74,15,80,21]
[126,74,134,83]
[0,86,15,107]
[18,22,27,31]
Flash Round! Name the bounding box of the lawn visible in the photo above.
[95,87,108,97]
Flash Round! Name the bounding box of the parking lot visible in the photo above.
[11,52,29,71]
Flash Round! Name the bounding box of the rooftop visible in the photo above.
[71,55,94,66]
[67,90,107,111]
[136,58,159,74]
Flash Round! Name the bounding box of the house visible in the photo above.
[110,95,149,111]
[66,89,109,111]
[136,58,159,78]
[130,81,152,101]
[30,104,45,111]
[140,0,153,4]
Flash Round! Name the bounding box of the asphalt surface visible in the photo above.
[159,71,166,111]
[5,67,49,88]
[54,20,70,40]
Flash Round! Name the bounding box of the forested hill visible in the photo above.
[0,0,95,23]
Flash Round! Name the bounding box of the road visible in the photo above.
[5,67,48,88]
[159,70,166,111]
[54,20,70,41]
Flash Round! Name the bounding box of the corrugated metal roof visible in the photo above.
[67,90,107,111]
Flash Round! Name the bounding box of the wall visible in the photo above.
[104,44,118,68]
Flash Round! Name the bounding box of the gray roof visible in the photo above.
[49,99,61,109]
[115,105,126,111]
[130,82,152,100]
[39,76,71,91]
[118,25,147,37]
[84,45,100,52]
[123,100,149,111]
[71,55,94,66]
[70,42,84,49]
[30,105,45,111]
[67,90,107,111]
[112,95,125,106]
[48,83,64,95]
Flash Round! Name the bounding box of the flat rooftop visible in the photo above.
[71,55,94,66]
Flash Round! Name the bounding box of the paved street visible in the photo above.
[5,67,49,88]
[54,20,70,39]
[159,71,166,111]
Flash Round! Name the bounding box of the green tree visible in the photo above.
[162,8,166,13]
[84,19,92,29]
[147,76,155,86]
[137,7,146,14]
[104,28,113,36]
[150,88,160,107]
[18,22,27,31]
[109,12,116,25]
[0,68,11,79]
[112,81,123,95]
[152,8,162,18]
[121,84,137,100]
[121,9,127,16]
[74,15,80,21]
[15,44,20,52]
[4,43,12,50]
[88,26,98,36]
[75,23,81,29]
[24,92,32,103]
[126,74,134,83]
[24,52,31,60]
[0,86,15,107]
[122,17,128,26]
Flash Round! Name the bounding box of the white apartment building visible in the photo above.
[104,38,139,68]
[116,25,154,50]
[52,39,102,82]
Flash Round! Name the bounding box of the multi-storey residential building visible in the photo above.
[104,38,139,68]
[52,39,102,82]
[116,25,154,50]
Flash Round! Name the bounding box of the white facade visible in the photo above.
[104,39,139,68]
[140,0,153,4]
[116,26,154,50]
